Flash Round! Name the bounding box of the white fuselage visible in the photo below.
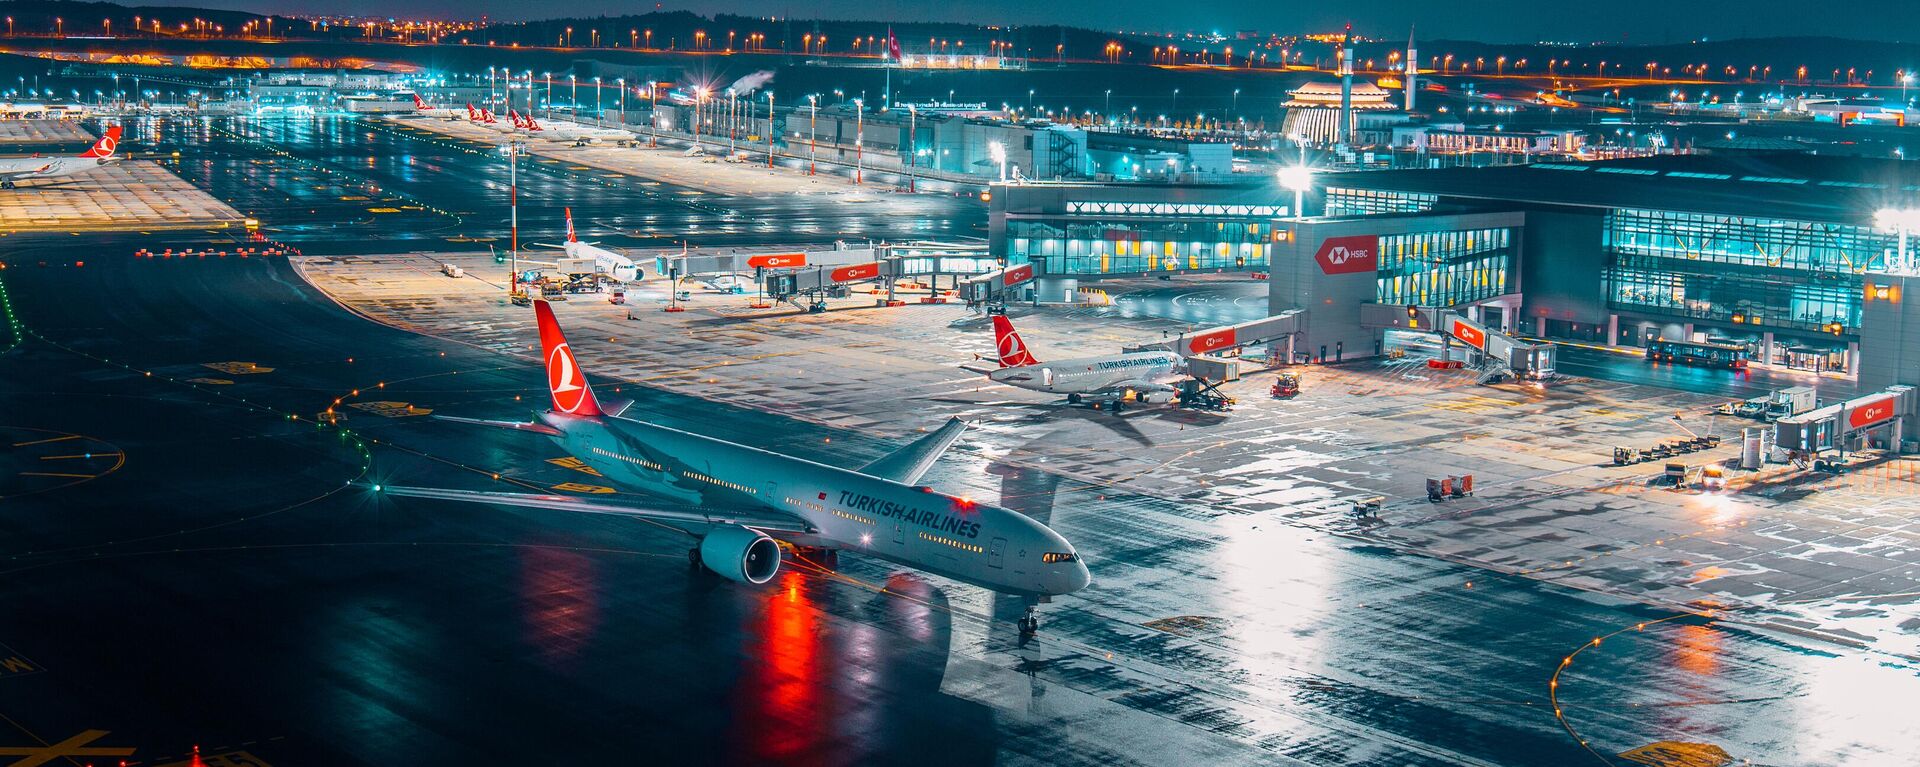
[988,352,1183,396]
[564,241,640,282]
[544,411,1090,596]
[539,121,635,144]
[0,156,106,182]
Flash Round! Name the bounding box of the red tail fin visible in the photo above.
[564,208,578,243]
[533,300,605,417]
[79,126,121,159]
[413,93,428,109]
[990,315,1040,367]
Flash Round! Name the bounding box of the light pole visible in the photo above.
[808,94,818,175]
[569,74,577,121]
[1104,89,1112,121]
[906,104,917,192]
[543,72,552,120]
[504,139,525,299]
[767,91,775,168]
[1279,137,1312,216]
[1171,88,1180,118]
[853,97,864,185]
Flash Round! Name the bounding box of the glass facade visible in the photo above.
[1325,188,1439,217]
[1603,208,1892,334]
[1376,228,1514,306]
[1006,219,1281,274]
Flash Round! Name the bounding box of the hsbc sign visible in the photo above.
[1187,328,1237,355]
[1849,397,1897,430]
[747,253,807,269]
[1450,319,1488,350]
[1314,235,1378,275]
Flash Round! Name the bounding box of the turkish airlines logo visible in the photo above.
[1002,263,1034,287]
[998,331,1030,364]
[93,135,117,157]
[547,343,589,413]
[1314,235,1378,275]
[1850,398,1895,429]
[1451,320,1487,350]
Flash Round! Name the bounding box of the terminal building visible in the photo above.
[989,153,1920,420]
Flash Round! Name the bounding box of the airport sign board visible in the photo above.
[1314,235,1378,275]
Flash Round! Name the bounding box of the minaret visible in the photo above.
[1404,27,1418,112]
[1337,23,1354,145]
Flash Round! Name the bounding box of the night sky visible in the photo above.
[181,0,1920,44]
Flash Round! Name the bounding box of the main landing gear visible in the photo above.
[0,181,15,190]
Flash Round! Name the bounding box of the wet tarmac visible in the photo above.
[0,116,1917,766]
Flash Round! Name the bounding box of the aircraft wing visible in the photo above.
[433,415,564,436]
[859,417,969,485]
[0,164,53,182]
[368,483,814,535]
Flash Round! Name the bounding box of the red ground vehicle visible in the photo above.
[1271,373,1301,399]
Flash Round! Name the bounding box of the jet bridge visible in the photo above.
[1774,385,1916,459]
[739,241,997,310]
[1127,311,1306,359]
[1364,303,1555,382]
[959,264,1036,312]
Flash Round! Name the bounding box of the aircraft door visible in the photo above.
[989,537,1006,569]
[893,524,906,545]
[1040,367,1054,389]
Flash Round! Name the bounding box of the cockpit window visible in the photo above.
[1042,552,1077,564]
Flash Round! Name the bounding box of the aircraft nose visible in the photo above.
[1056,558,1092,594]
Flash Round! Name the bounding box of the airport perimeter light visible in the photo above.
[1874,207,1920,274]
[1278,165,1314,217]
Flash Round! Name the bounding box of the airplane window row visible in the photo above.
[590,446,663,472]
[830,508,875,526]
[919,531,984,554]
[684,470,757,495]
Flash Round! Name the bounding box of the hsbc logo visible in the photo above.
[1314,235,1379,275]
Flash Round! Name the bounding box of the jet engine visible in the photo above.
[699,526,782,584]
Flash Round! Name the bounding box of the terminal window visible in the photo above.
[1325,188,1439,217]
[1375,228,1513,307]
[1006,219,1272,274]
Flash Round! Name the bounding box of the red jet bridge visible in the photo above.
[1774,385,1916,461]
[1364,303,1556,382]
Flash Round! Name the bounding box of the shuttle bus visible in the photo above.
[1646,339,1749,369]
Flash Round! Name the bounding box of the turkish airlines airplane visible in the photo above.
[409,94,466,120]
[533,119,637,146]
[529,207,642,282]
[376,301,1091,630]
[977,314,1185,408]
[0,125,121,190]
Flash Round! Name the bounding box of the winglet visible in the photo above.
[533,300,605,417]
[859,418,969,485]
[990,314,1040,368]
[80,125,121,160]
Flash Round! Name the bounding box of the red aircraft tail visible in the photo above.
[79,125,122,160]
[533,300,605,417]
[990,314,1040,368]
[413,93,429,110]
[564,207,578,243]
